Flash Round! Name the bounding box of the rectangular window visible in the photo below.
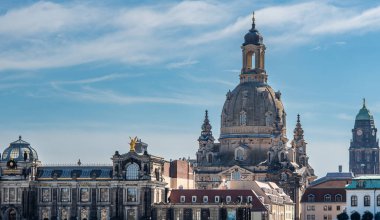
[226,196,231,203]
[364,196,371,206]
[9,188,16,202]
[351,196,358,207]
[247,196,252,203]
[328,205,332,211]
[192,196,197,203]
[323,215,328,220]
[80,188,90,202]
[377,195,380,206]
[180,196,185,203]
[61,188,70,202]
[127,188,137,202]
[3,188,8,202]
[127,209,136,219]
[323,206,327,211]
[337,205,340,211]
[215,196,220,203]
[17,188,22,202]
[42,188,50,202]
[99,188,109,202]
[203,196,208,203]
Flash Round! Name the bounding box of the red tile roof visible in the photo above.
[169,189,267,211]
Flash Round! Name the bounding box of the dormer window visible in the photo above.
[180,196,185,203]
[192,196,197,203]
[203,196,208,203]
[215,196,220,203]
[231,170,241,180]
[324,194,331,202]
[226,196,231,203]
[307,194,315,202]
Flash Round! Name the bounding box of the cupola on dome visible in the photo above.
[2,136,38,161]
[243,12,263,46]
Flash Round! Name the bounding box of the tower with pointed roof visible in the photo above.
[291,114,311,167]
[196,110,217,165]
[349,99,379,175]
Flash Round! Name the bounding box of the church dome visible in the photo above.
[2,136,38,162]
[220,81,285,139]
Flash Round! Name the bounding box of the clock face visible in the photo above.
[357,129,363,136]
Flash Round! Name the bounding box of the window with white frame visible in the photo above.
[215,196,220,203]
[203,196,208,203]
[231,170,241,180]
[192,196,197,203]
[324,194,331,202]
[226,196,231,203]
[235,149,244,161]
[247,196,252,203]
[335,194,342,202]
[180,196,185,203]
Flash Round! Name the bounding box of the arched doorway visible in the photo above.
[8,209,16,220]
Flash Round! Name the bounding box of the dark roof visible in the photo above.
[2,136,39,162]
[301,188,346,203]
[169,189,267,211]
[310,172,354,187]
[37,166,112,180]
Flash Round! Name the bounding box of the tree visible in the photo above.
[362,211,374,220]
[351,212,360,220]
[337,212,349,220]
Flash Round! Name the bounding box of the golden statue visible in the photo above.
[129,136,138,152]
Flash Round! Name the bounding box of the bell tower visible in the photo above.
[349,99,380,175]
[240,12,267,84]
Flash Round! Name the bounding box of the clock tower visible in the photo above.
[349,99,379,175]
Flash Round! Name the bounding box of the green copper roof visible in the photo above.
[356,99,373,121]
[346,176,380,189]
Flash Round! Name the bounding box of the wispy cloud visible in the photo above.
[1,1,380,71]
[182,73,235,87]
[166,58,198,69]
[51,73,143,85]
[50,84,219,106]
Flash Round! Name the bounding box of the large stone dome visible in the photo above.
[220,81,285,139]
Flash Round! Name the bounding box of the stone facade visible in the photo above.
[349,100,380,175]
[0,136,167,220]
[194,13,316,220]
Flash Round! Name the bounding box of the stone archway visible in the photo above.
[8,208,17,220]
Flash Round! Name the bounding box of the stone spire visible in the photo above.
[198,110,215,147]
[293,114,304,141]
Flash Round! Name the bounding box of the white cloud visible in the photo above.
[49,84,220,106]
[1,1,380,70]
[166,58,199,69]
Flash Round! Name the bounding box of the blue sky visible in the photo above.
[1,0,380,177]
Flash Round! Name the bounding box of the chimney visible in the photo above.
[339,165,342,173]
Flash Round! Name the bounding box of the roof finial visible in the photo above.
[363,98,366,108]
[19,135,22,140]
[251,11,256,30]
[205,110,209,120]
[297,114,300,123]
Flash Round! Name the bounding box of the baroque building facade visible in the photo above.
[0,136,167,220]
[349,99,380,175]
[194,13,316,220]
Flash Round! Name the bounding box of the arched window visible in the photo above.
[239,111,247,126]
[335,194,342,202]
[236,149,244,161]
[324,194,331,202]
[231,171,241,180]
[307,194,315,202]
[280,152,285,161]
[126,163,139,180]
[351,195,357,206]
[364,195,371,206]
